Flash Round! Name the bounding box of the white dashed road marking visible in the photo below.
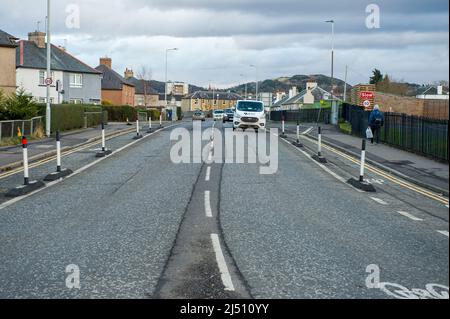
[437,230,449,237]
[205,166,211,181]
[210,233,235,291]
[397,211,423,221]
[370,197,388,205]
[204,190,212,217]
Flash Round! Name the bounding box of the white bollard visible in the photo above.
[318,126,322,157]
[56,131,61,172]
[22,136,29,185]
[359,139,367,182]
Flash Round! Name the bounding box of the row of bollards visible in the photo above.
[5,116,161,198]
[278,120,375,192]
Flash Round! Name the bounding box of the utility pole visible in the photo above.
[164,48,178,118]
[45,0,51,137]
[343,65,348,103]
[325,20,335,97]
[250,64,258,100]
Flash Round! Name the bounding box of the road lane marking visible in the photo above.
[210,233,235,291]
[0,128,136,180]
[437,230,449,237]
[301,134,448,205]
[204,191,212,217]
[370,197,388,205]
[301,127,314,135]
[397,211,423,221]
[277,135,364,193]
[0,124,180,211]
[205,166,211,181]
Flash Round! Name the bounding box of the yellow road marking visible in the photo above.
[0,129,134,180]
[302,135,449,205]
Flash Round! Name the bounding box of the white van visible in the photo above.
[233,100,266,131]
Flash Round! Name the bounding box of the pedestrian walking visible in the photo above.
[368,105,384,144]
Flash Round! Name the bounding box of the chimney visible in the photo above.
[289,89,293,98]
[306,82,318,91]
[100,57,112,69]
[124,68,134,79]
[28,31,46,49]
[292,86,298,96]
[57,45,66,52]
[437,86,443,95]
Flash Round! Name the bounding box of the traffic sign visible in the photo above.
[363,100,371,107]
[360,91,374,100]
[45,78,53,86]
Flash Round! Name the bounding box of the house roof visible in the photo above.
[95,64,135,90]
[280,86,338,105]
[272,95,290,107]
[186,91,243,100]
[127,77,158,94]
[16,40,101,74]
[0,30,18,48]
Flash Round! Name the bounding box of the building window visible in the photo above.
[70,99,83,104]
[70,74,83,88]
[37,97,55,103]
[39,70,55,85]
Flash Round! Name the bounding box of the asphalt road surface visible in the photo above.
[0,120,448,299]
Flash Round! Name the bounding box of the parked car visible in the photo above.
[192,111,206,121]
[223,108,235,123]
[233,100,266,132]
[213,109,225,121]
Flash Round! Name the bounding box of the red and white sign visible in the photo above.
[44,77,53,86]
[360,91,374,100]
[363,100,371,107]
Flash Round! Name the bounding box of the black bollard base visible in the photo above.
[5,180,45,197]
[147,128,152,133]
[44,168,73,181]
[133,134,143,140]
[312,154,327,163]
[292,141,304,148]
[347,178,376,192]
[280,133,288,138]
[96,149,112,158]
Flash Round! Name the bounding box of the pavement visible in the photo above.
[0,119,447,299]
[271,122,449,196]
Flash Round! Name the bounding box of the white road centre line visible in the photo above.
[437,230,449,237]
[204,190,212,217]
[397,211,424,221]
[370,197,388,205]
[205,166,211,181]
[210,233,235,291]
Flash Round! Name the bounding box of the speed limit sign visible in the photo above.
[44,78,53,86]
[363,100,371,107]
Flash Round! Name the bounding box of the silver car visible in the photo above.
[192,111,206,121]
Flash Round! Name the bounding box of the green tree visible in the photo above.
[370,69,383,85]
[0,88,39,120]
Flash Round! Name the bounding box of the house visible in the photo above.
[166,81,189,96]
[123,68,159,108]
[16,31,102,104]
[0,30,18,96]
[181,91,242,113]
[95,58,135,106]
[274,83,335,110]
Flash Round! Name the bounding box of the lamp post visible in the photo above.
[165,48,178,120]
[250,64,258,101]
[325,20,334,97]
[240,74,247,100]
[45,0,51,137]
[326,19,338,125]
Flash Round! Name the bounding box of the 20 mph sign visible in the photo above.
[44,78,53,86]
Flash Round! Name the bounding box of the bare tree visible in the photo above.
[136,66,153,108]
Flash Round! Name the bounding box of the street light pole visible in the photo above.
[250,65,258,100]
[325,20,334,97]
[240,74,247,100]
[164,48,178,120]
[45,0,51,137]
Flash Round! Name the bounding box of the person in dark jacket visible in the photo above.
[368,105,385,144]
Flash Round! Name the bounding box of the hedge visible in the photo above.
[102,105,160,122]
[51,104,104,132]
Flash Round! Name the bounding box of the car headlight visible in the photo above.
[234,113,241,119]
[260,114,266,119]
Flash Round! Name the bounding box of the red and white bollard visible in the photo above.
[5,136,44,197]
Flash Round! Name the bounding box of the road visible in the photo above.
[0,120,448,299]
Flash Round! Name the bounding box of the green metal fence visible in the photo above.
[381,113,448,162]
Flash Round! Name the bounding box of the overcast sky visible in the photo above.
[1,0,448,88]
